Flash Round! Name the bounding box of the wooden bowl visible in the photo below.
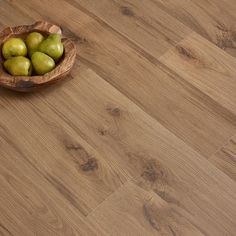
[0,21,76,92]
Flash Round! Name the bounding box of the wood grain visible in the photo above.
[2,62,236,235]
[0,81,127,217]
[11,0,236,158]
[67,0,191,57]
[153,0,236,58]
[209,134,236,181]
[0,0,236,235]
[159,32,236,115]
[88,181,206,235]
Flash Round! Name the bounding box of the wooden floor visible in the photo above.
[0,0,236,235]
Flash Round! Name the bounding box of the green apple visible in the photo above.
[2,38,27,59]
[25,32,44,57]
[38,33,64,62]
[31,52,55,75]
[4,56,32,76]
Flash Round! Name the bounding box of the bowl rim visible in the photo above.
[0,21,76,91]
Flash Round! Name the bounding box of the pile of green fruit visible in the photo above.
[1,32,64,76]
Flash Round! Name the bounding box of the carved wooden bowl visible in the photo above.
[0,21,76,92]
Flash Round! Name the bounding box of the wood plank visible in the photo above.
[0,1,236,235]
[0,87,127,217]
[9,0,236,158]
[0,134,102,235]
[153,0,236,58]
[22,65,236,235]
[160,32,236,116]
[209,134,236,181]
[0,68,125,233]
[67,0,191,57]
[88,181,204,235]
[1,61,235,234]
[0,0,32,27]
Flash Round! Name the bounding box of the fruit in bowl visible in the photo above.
[39,33,64,62]
[31,52,55,75]
[2,38,27,59]
[1,32,64,76]
[4,56,32,76]
[26,32,45,57]
[0,21,76,92]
